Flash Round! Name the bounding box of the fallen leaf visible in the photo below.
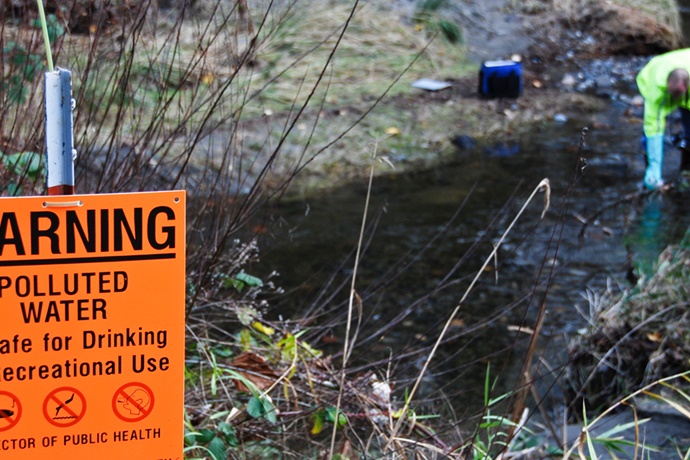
[646,332,663,343]
[226,407,242,423]
[230,352,279,392]
[311,413,324,435]
[252,321,275,336]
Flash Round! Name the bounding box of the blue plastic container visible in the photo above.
[479,60,522,98]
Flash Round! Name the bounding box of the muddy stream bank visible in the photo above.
[253,55,690,405]
[236,3,690,445]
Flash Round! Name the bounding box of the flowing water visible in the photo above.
[249,40,690,413]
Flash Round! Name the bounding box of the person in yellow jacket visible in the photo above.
[636,48,690,189]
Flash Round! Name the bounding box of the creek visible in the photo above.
[251,42,690,417]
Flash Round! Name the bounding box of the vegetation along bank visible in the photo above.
[1,0,689,457]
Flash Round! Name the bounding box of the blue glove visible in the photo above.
[644,134,664,189]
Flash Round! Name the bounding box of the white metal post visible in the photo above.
[45,68,75,195]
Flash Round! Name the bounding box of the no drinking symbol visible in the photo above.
[113,382,154,422]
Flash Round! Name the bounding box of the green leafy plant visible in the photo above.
[414,0,463,44]
[224,271,264,293]
[580,405,657,459]
[1,42,43,104]
[311,406,348,435]
[1,151,44,195]
[246,394,278,423]
[466,365,519,459]
[561,372,690,458]
[31,12,65,46]
[184,421,238,460]
[1,13,64,105]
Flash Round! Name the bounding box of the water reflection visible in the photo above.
[631,197,665,273]
[253,82,690,418]
[625,191,690,275]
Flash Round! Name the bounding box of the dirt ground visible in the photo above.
[453,0,536,64]
[277,0,683,191]
[4,0,679,192]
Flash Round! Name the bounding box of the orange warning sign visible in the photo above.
[0,191,185,459]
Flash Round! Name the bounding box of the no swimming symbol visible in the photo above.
[43,387,86,428]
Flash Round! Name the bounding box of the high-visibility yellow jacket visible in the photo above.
[636,48,690,136]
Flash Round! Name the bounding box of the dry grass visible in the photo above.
[3,1,688,457]
[513,0,682,53]
[566,231,690,414]
[248,2,471,110]
[0,0,613,195]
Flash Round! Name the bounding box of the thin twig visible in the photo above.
[562,370,690,458]
[330,140,375,458]
[384,178,551,454]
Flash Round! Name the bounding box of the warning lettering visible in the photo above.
[0,192,185,459]
[0,428,163,452]
[0,271,127,323]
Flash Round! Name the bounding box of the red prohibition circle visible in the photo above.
[0,391,22,432]
[42,387,86,428]
[112,382,155,423]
